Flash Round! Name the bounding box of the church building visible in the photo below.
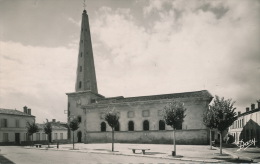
[66,9,213,145]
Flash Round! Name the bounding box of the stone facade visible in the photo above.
[66,10,213,145]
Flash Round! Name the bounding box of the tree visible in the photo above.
[69,118,79,150]
[44,119,52,148]
[162,100,186,156]
[26,121,39,146]
[203,106,217,150]
[104,108,120,152]
[209,95,237,154]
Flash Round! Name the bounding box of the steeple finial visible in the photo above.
[83,0,86,11]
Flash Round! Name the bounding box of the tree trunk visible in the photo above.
[210,129,212,149]
[31,134,33,147]
[48,134,50,148]
[220,132,222,154]
[73,131,75,150]
[112,128,114,152]
[172,129,176,156]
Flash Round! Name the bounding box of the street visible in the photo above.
[0,146,199,164]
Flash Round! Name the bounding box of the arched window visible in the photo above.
[128,121,134,131]
[80,66,82,72]
[101,122,106,132]
[159,120,165,130]
[79,81,82,89]
[115,122,120,131]
[77,116,81,123]
[143,120,149,131]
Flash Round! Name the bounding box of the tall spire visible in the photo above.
[75,9,98,93]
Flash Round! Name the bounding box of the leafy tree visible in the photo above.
[162,100,186,156]
[203,106,217,150]
[209,95,237,154]
[44,119,52,148]
[26,121,39,146]
[69,118,79,150]
[104,108,120,152]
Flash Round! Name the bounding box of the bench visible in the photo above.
[129,148,150,154]
[34,144,42,148]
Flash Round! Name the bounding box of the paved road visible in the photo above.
[224,147,260,162]
[0,146,200,164]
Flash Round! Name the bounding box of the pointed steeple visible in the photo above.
[75,9,98,93]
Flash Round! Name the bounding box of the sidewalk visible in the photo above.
[25,143,255,163]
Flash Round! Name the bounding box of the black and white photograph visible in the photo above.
[0,0,259,163]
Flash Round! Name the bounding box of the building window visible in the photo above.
[78,116,81,123]
[15,120,19,128]
[143,120,149,131]
[115,122,120,131]
[159,120,165,130]
[81,40,83,43]
[80,66,82,72]
[128,121,134,131]
[101,122,106,132]
[60,133,63,140]
[42,133,46,140]
[1,119,8,127]
[79,81,82,89]
[3,133,8,142]
[55,133,58,140]
[80,52,82,57]
[36,133,40,141]
[142,110,150,117]
[127,111,134,118]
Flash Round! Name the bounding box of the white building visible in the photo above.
[0,106,35,145]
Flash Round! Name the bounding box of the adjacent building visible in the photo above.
[66,9,213,145]
[36,119,68,143]
[229,101,260,145]
[0,106,35,145]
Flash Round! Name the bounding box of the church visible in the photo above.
[66,9,213,145]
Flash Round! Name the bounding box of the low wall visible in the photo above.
[86,129,209,145]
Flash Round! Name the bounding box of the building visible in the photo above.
[0,106,35,145]
[36,119,68,143]
[66,9,213,145]
[229,101,260,145]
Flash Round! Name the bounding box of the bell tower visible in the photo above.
[75,9,98,93]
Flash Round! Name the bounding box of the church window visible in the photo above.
[143,120,149,131]
[80,52,82,57]
[159,120,165,130]
[127,111,134,118]
[101,122,106,132]
[128,121,134,131]
[81,40,83,43]
[142,110,150,117]
[79,81,82,89]
[80,66,82,72]
[77,116,81,123]
[115,122,120,131]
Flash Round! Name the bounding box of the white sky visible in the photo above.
[0,0,259,123]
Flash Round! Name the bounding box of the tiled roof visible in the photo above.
[36,122,68,130]
[96,90,213,104]
[0,108,35,117]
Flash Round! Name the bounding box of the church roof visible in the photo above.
[0,108,35,117]
[96,90,213,104]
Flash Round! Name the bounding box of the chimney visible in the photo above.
[246,107,250,112]
[52,119,56,122]
[238,111,241,116]
[23,106,28,114]
[27,108,31,115]
[251,104,255,110]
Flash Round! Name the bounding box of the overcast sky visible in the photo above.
[0,0,259,123]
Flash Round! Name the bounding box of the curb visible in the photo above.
[24,146,221,163]
[214,146,254,163]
